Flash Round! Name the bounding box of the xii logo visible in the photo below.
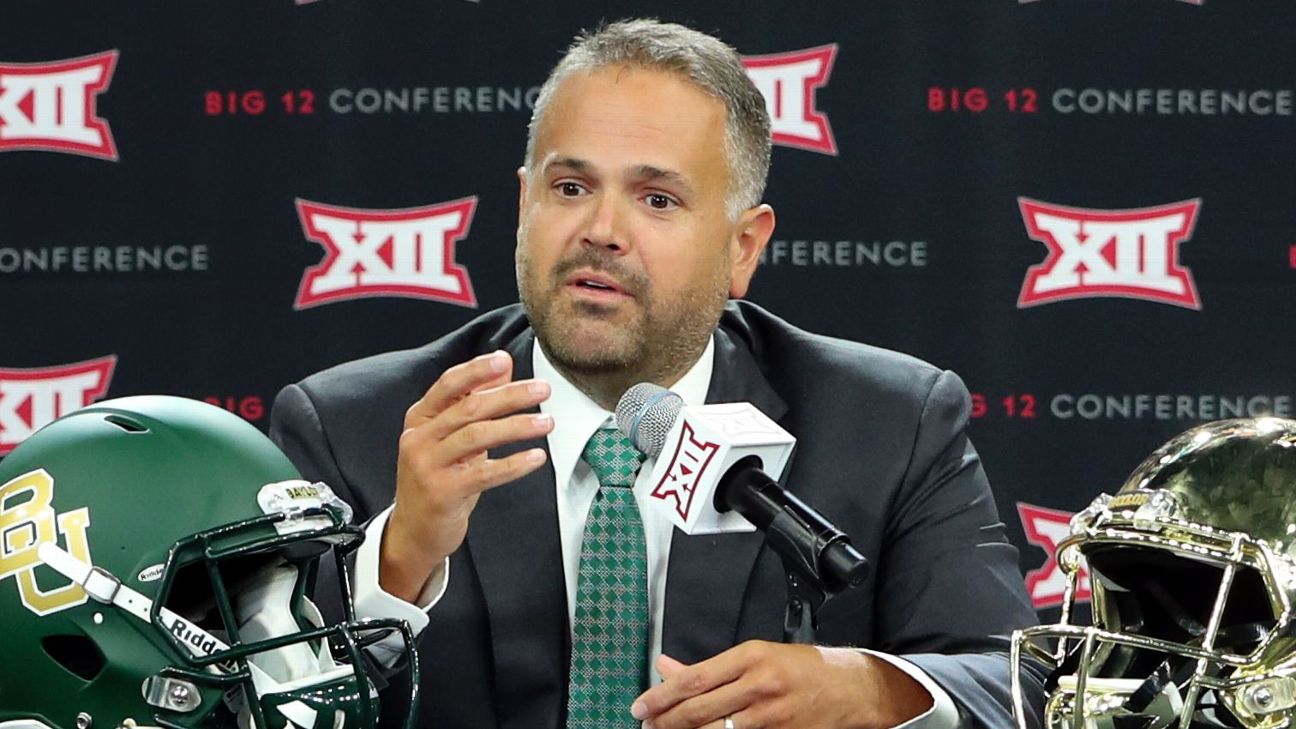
[295,199,478,308]
[1017,198,1202,309]
[0,51,118,160]
[650,422,721,521]
[743,45,838,155]
[1017,503,1091,610]
[0,469,93,616]
[0,357,117,455]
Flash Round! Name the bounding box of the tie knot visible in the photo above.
[581,428,646,488]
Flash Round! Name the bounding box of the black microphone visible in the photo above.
[717,455,869,592]
[616,383,869,592]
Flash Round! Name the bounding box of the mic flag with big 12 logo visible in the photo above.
[615,383,796,535]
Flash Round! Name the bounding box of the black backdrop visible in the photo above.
[7,0,1296,615]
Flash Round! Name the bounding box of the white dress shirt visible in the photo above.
[351,336,959,728]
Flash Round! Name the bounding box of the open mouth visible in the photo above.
[566,271,630,299]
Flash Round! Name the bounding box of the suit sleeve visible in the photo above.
[875,370,1047,729]
[269,383,359,513]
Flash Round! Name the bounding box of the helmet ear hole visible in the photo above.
[41,634,106,681]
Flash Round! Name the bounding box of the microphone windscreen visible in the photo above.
[615,383,683,457]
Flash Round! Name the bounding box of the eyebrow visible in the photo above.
[543,157,697,198]
[632,165,696,198]
[544,156,591,175]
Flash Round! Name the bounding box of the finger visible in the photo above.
[438,412,555,466]
[712,707,759,729]
[448,447,549,494]
[656,654,689,681]
[406,351,512,425]
[634,649,750,719]
[399,380,551,464]
[429,379,552,440]
[639,679,752,729]
[401,410,553,474]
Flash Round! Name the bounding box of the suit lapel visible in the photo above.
[661,324,789,664]
[465,331,569,729]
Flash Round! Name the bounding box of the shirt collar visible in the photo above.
[534,335,715,490]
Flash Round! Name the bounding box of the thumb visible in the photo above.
[655,653,689,680]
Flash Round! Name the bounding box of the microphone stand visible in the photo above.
[783,571,824,645]
[765,509,865,644]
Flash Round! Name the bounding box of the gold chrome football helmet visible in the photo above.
[1012,417,1296,728]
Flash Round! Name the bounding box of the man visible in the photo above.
[271,18,1046,729]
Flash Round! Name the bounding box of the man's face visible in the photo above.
[516,66,769,386]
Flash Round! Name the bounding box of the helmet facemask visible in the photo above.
[38,480,418,729]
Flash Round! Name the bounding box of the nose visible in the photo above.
[583,192,627,254]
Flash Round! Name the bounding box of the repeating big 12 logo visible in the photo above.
[743,45,838,155]
[1017,198,1202,309]
[294,198,478,309]
[0,51,118,160]
[0,357,117,456]
[1018,502,1091,610]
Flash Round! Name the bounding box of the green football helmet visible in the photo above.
[1012,417,1296,729]
[0,396,418,729]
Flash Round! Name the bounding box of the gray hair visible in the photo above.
[524,18,772,219]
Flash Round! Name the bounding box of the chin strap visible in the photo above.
[38,542,158,624]
[1123,659,1197,714]
[38,542,235,664]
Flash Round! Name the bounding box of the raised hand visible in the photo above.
[380,350,554,601]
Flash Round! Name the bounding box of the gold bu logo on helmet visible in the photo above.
[0,468,93,615]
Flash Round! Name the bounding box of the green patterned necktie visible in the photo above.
[566,427,650,728]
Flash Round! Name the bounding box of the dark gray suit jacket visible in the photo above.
[270,301,1046,729]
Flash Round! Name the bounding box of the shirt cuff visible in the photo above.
[859,650,960,729]
[353,505,449,664]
